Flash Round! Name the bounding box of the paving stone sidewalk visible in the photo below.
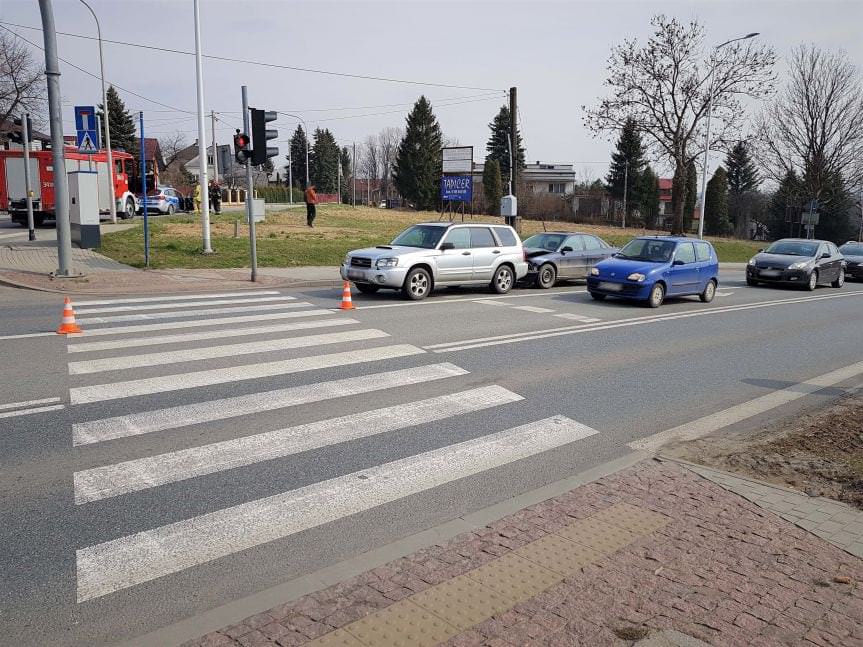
[184,460,863,647]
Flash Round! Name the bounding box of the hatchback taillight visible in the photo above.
[523,247,527,262]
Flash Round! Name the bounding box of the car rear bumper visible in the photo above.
[586,277,651,299]
[746,266,809,284]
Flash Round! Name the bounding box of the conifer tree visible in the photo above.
[684,161,697,232]
[725,142,761,236]
[704,167,730,235]
[483,159,503,216]
[605,118,647,218]
[98,85,137,156]
[766,170,802,238]
[393,96,443,211]
[485,105,525,189]
[311,128,340,193]
[289,125,309,188]
[637,165,660,229]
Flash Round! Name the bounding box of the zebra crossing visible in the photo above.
[65,289,601,603]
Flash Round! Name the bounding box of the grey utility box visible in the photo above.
[247,198,265,223]
[69,171,101,249]
[501,194,519,229]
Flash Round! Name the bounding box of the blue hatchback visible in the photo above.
[587,236,719,307]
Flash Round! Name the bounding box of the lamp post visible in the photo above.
[77,0,116,224]
[193,0,213,253]
[698,32,759,240]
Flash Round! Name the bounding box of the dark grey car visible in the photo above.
[746,238,845,290]
[522,232,618,288]
[839,242,863,281]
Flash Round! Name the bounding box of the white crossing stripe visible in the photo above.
[75,295,296,314]
[77,310,335,337]
[0,404,65,419]
[68,329,389,375]
[77,302,315,324]
[0,231,26,240]
[472,299,509,306]
[512,305,556,314]
[72,362,468,445]
[68,318,359,353]
[75,415,598,601]
[554,313,601,323]
[69,344,425,404]
[73,291,281,307]
[0,397,61,411]
[74,385,524,504]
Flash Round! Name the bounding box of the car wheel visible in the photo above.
[699,279,716,303]
[647,283,665,308]
[535,263,556,289]
[355,283,380,294]
[589,291,606,301]
[806,271,818,291]
[746,277,758,286]
[490,265,514,294]
[167,204,175,216]
[402,267,431,300]
[832,268,845,288]
[123,198,135,219]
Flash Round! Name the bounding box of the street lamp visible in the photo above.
[698,32,759,240]
[77,0,117,223]
[282,113,310,188]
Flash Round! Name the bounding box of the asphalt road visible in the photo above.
[1,270,862,646]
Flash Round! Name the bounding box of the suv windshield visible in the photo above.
[391,225,446,249]
[616,239,676,262]
[839,243,863,256]
[764,241,818,256]
[523,233,566,252]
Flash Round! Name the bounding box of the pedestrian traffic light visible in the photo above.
[234,130,251,164]
[10,116,28,145]
[250,108,278,167]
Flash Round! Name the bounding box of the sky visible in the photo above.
[2,0,861,180]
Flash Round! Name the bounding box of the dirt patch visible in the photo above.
[665,391,863,509]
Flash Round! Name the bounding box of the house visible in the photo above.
[1,119,51,150]
[472,161,576,195]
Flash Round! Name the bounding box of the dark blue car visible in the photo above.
[587,236,719,308]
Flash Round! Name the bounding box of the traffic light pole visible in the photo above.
[242,86,258,282]
[21,115,36,241]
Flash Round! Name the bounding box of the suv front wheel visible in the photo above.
[402,267,432,300]
[491,265,515,294]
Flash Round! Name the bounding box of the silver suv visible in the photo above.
[341,222,529,300]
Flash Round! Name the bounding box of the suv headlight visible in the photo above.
[343,254,351,265]
[627,272,646,282]
[376,257,398,269]
[788,260,811,270]
[748,257,757,266]
[590,267,600,276]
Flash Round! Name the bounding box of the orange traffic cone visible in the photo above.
[57,296,82,335]
[339,281,355,310]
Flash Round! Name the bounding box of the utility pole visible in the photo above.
[242,86,258,282]
[211,110,219,183]
[352,142,356,206]
[337,154,341,203]
[622,164,628,229]
[509,86,518,198]
[288,149,293,204]
[38,0,73,276]
[140,111,150,268]
[21,115,36,241]
[193,0,212,253]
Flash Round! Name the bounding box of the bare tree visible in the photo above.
[757,45,863,192]
[378,126,402,199]
[362,135,380,181]
[158,131,189,166]
[584,16,775,233]
[0,30,45,126]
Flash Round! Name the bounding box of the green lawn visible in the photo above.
[98,204,763,268]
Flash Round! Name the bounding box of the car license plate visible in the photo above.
[759,270,780,278]
[348,270,366,280]
[598,281,623,292]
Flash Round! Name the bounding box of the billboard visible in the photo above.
[442,146,473,173]
[441,175,472,201]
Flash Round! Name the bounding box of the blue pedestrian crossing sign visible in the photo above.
[75,106,100,153]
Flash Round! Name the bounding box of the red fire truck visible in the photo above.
[0,147,138,226]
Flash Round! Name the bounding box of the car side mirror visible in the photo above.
[672,259,686,266]
[439,242,455,251]
[759,248,764,253]
[821,252,831,259]
[560,246,573,253]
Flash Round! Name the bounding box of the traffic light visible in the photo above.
[234,129,251,164]
[250,108,278,167]
[10,116,29,145]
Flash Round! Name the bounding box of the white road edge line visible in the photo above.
[0,404,65,419]
[0,396,61,411]
[75,295,296,315]
[73,385,524,504]
[357,288,588,309]
[72,362,469,445]
[0,332,58,341]
[629,360,863,452]
[75,415,598,602]
[73,291,281,306]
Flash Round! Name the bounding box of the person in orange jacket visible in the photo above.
[304,184,317,227]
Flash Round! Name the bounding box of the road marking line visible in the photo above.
[553,313,601,323]
[629,361,863,452]
[0,404,65,419]
[75,295,296,315]
[0,332,57,341]
[68,329,390,375]
[427,290,863,352]
[76,309,335,336]
[715,290,735,297]
[75,415,598,601]
[0,396,61,411]
[512,305,556,314]
[73,291,281,307]
[76,302,314,324]
[0,231,26,240]
[357,289,588,309]
[72,362,468,445]
[74,385,524,504]
[67,318,359,353]
[472,299,509,306]
[68,344,425,404]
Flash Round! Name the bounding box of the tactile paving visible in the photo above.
[514,532,603,575]
[345,599,457,647]
[589,502,670,534]
[555,516,639,553]
[465,552,562,599]
[307,628,367,647]
[410,573,522,630]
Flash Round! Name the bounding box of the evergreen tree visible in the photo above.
[811,171,855,243]
[482,159,503,216]
[340,146,352,203]
[766,170,802,238]
[725,142,761,235]
[289,125,309,188]
[393,96,443,211]
[637,165,660,229]
[605,118,647,219]
[684,161,697,232]
[704,167,730,235]
[98,85,137,157]
[309,128,339,193]
[485,105,525,190]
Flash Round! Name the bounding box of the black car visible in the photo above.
[522,232,617,288]
[746,238,845,290]
[839,242,863,281]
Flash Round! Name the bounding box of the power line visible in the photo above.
[1,19,503,91]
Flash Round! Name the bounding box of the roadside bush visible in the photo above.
[254,185,303,203]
